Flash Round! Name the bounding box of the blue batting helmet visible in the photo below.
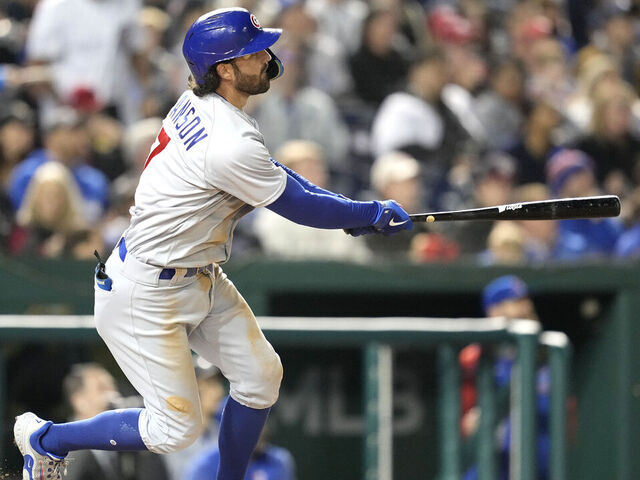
[182,8,284,85]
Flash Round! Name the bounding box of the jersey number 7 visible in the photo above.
[143,128,171,171]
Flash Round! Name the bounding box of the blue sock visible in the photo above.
[216,397,271,480]
[38,408,147,457]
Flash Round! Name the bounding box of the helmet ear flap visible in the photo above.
[266,48,284,79]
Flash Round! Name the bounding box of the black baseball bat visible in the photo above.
[409,195,620,223]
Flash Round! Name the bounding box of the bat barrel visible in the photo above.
[524,195,620,220]
[410,195,621,223]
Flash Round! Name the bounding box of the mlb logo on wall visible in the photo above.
[250,14,261,29]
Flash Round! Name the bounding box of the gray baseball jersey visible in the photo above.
[123,90,287,268]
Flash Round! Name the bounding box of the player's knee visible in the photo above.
[143,409,204,454]
[263,352,283,396]
[164,419,203,453]
[234,352,283,409]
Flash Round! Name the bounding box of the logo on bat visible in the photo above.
[498,203,523,213]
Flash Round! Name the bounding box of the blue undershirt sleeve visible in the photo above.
[266,174,381,229]
[270,158,347,199]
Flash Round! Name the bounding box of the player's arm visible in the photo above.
[269,158,347,199]
[266,174,413,234]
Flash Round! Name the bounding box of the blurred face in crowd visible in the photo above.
[279,5,316,45]
[475,173,513,208]
[382,176,421,213]
[605,15,635,49]
[493,62,524,103]
[33,180,70,229]
[0,120,35,167]
[289,156,328,189]
[487,221,525,265]
[364,10,397,55]
[600,95,632,139]
[45,125,88,164]
[447,46,487,92]
[521,217,556,246]
[515,183,556,247]
[528,102,560,133]
[410,57,448,102]
[71,367,120,420]
[529,38,565,77]
[487,296,538,321]
[559,169,596,198]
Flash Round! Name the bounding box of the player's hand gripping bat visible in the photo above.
[410,195,620,223]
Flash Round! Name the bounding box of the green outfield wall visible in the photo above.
[0,254,638,479]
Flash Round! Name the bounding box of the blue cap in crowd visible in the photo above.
[482,275,529,314]
[545,149,594,195]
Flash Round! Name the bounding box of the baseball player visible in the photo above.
[13,7,412,480]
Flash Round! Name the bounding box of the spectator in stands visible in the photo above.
[0,101,36,185]
[306,0,368,55]
[576,81,640,197]
[253,140,371,262]
[9,106,109,224]
[386,0,431,52]
[85,112,127,182]
[525,37,575,109]
[507,100,563,185]
[212,0,281,28]
[474,59,526,151]
[137,6,182,118]
[370,50,449,167]
[186,421,296,480]
[164,358,226,480]
[505,2,554,66]
[363,150,424,259]
[275,4,352,98]
[546,149,624,261]
[165,1,211,99]
[349,9,411,108]
[62,363,169,480]
[251,43,350,174]
[0,101,35,249]
[513,183,558,263]
[590,5,640,89]
[25,0,146,124]
[480,220,527,265]
[565,51,622,133]
[442,46,487,145]
[10,161,101,258]
[448,152,517,257]
[428,6,487,148]
[427,4,476,49]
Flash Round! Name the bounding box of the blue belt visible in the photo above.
[118,238,211,280]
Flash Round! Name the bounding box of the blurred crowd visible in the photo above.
[1,0,640,265]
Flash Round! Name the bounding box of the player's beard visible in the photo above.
[231,62,270,95]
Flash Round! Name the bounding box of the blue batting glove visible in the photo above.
[372,200,413,235]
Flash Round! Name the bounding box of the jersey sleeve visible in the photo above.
[205,131,287,207]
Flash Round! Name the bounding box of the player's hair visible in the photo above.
[188,61,229,97]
